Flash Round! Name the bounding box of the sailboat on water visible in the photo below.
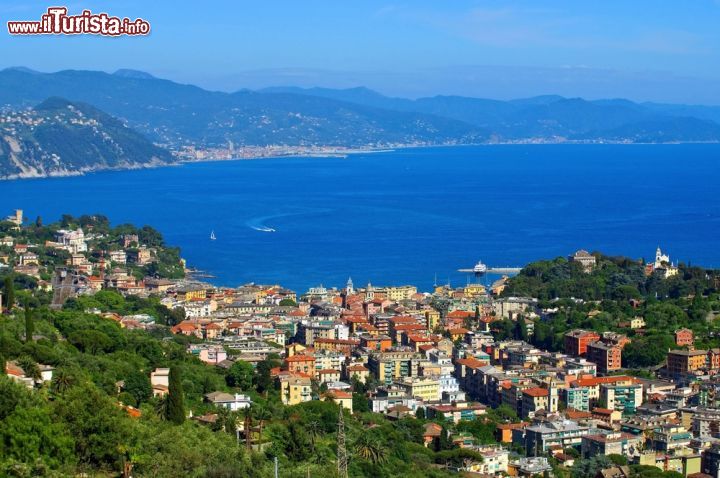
[210,230,216,240]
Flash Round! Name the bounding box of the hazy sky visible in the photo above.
[2,1,719,103]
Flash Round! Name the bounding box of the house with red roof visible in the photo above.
[203,322,223,340]
[521,387,553,419]
[284,354,316,378]
[171,321,202,338]
[344,363,370,383]
[447,327,470,342]
[322,389,353,411]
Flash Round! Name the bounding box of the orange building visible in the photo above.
[675,328,694,346]
[447,327,470,342]
[360,335,392,352]
[565,329,601,357]
[406,334,435,351]
[496,422,527,443]
[313,338,360,354]
[709,348,720,370]
[285,354,316,378]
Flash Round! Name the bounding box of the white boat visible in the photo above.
[210,230,216,240]
[473,261,487,274]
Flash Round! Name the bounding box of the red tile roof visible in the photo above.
[523,387,549,398]
[456,358,488,369]
[285,355,315,362]
[347,365,368,372]
[326,390,352,399]
[448,327,470,335]
[447,310,474,318]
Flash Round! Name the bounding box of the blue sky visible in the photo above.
[2,1,719,103]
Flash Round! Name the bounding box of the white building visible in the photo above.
[109,250,127,264]
[474,446,510,475]
[334,323,350,341]
[439,374,460,396]
[204,391,252,411]
[651,247,679,278]
[54,228,87,253]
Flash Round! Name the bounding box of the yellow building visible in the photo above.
[255,289,269,303]
[395,377,440,402]
[369,285,418,302]
[279,374,312,405]
[463,284,486,299]
[667,348,707,378]
[177,285,208,302]
[368,350,422,384]
[324,390,353,412]
[424,309,441,330]
[286,343,307,357]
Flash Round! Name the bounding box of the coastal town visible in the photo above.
[2,208,720,478]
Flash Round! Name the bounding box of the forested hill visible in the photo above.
[0,97,174,179]
[499,253,720,371]
[501,253,715,301]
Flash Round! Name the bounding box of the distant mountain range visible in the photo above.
[0,97,172,179]
[0,67,719,179]
[0,68,485,148]
[260,86,720,141]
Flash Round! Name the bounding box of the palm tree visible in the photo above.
[242,405,253,450]
[51,368,76,394]
[253,405,271,442]
[306,419,322,451]
[154,395,169,420]
[354,435,387,465]
[17,355,41,381]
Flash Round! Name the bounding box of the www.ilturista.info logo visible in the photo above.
[7,7,150,36]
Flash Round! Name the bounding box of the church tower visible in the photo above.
[346,277,354,296]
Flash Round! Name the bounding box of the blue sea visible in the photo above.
[2,144,719,292]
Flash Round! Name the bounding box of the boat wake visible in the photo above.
[250,225,276,233]
[245,208,331,233]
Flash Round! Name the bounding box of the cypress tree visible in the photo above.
[436,424,452,451]
[24,303,34,342]
[3,276,14,311]
[166,366,185,424]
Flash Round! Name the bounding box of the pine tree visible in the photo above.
[24,303,34,343]
[3,276,14,311]
[166,366,185,424]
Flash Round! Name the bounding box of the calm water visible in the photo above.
[2,144,719,292]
